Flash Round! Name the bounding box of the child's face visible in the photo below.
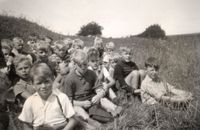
[27,40,36,50]
[88,58,99,70]
[14,40,23,52]
[146,66,159,81]
[2,49,10,63]
[44,37,52,44]
[110,60,116,68]
[37,49,48,60]
[16,61,31,79]
[121,51,131,62]
[75,60,88,75]
[95,42,103,49]
[56,48,65,58]
[33,75,53,100]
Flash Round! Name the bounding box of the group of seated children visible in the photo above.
[0,35,193,130]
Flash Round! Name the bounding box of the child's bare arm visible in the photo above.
[22,122,33,130]
[63,116,77,130]
[165,83,193,102]
[102,67,115,90]
[73,100,92,108]
[91,90,105,104]
[103,76,115,90]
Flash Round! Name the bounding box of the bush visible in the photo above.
[77,22,103,36]
[138,24,166,39]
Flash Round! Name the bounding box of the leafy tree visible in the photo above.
[77,22,103,36]
[138,24,166,39]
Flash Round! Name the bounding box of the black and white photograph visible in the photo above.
[0,0,199,130]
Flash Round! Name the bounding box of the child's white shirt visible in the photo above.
[141,75,175,105]
[18,89,75,127]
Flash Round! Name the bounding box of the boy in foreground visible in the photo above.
[18,63,76,130]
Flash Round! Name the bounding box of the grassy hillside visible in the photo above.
[0,15,65,41]
[1,15,200,129]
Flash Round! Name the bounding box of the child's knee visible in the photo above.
[131,70,140,78]
[74,106,89,120]
[139,70,146,78]
[74,106,85,113]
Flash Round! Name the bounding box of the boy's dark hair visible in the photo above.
[145,57,160,70]
[30,63,54,82]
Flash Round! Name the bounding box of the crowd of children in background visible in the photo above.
[0,35,193,130]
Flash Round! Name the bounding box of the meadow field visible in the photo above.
[99,35,200,129]
[1,15,200,129]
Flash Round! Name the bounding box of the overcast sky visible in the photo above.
[0,0,200,37]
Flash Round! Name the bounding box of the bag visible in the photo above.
[88,104,114,123]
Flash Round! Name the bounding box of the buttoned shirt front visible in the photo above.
[18,89,75,127]
[141,75,175,105]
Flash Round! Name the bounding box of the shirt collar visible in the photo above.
[145,74,161,83]
[18,79,32,85]
[33,91,55,98]
[145,75,153,82]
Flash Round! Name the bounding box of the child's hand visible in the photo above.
[170,93,193,103]
[91,95,100,104]
[102,83,108,91]
[91,89,105,104]
[184,92,193,102]
[82,100,92,108]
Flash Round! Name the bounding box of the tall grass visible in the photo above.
[1,15,200,130]
[97,35,200,130]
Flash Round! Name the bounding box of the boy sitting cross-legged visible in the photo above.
[18,63,76,130]
[87,48,122,116]
[139,57,193,106]
[61,49,116,128]
[113,47,145,101]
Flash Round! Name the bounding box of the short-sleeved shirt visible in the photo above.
[61,69,96,101]
[18,90,75,127]
[14,79,35,98]
[141,75,175,105]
